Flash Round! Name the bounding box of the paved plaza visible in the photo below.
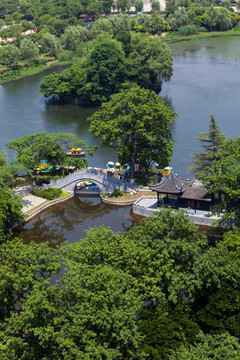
[14,186,47,213]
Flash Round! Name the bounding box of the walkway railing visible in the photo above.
[46,167,136,194]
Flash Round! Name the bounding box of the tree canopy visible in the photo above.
[39,34,173,106]
[199,136,240,224]
[191,116,226,174]
[6,132,95,173]
[89,85,176,178]
[1,208,240,358]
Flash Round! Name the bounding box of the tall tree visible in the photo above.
[77,39,126,105]
[6,132,94,173]
[0,188,24,241]
[19,38,39,62]
[0,45,20,66]
[89,85,176,178]
[199,136,240,224]
[190,116,226,174]
[128,32,173,92]
[61,25,89,51]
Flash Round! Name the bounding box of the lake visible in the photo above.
[1,36,240,177]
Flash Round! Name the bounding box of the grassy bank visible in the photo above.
[163,29,240,43]
[0,60,74,84]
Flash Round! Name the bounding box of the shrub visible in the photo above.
[111,189,123,198]
[200,26,208,32]
[56,50,73,61]
[178,25,199,36]
[30,187,62,200]
[36,177,51,186]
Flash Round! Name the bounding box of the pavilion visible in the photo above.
[149,172,213,212]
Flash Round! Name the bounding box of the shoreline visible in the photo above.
[163,30,240,43]
[0,60,74,85]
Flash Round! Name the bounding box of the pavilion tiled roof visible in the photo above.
[180,187,212,202]
[149,172,195,195]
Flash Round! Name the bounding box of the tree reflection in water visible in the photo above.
[13,196,140,247]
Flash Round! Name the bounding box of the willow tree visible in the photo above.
[89,85,176,179]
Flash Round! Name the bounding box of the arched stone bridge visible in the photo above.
[46,167,136,194]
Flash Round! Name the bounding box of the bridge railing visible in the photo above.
[46,167,136,193]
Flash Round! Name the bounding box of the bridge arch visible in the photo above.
[47,167,135,194]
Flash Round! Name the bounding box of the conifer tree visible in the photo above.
[190,116,226,174]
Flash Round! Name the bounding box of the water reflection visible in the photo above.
[13,196,141,247]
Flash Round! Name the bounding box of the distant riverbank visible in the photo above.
[163,29,240,43]
[0,60,73,84]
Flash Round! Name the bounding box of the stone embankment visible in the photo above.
[15,185,73,221]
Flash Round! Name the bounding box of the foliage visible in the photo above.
[0,208,240,357]
[0,187,24,241]
[56,49,73,61]
[139,302,200,359]
[170,333,240,359]
[135,0,144,12]
[61,25,89,51]
[191,116,226,174]
[152,0,161,11]
[89,85,176,178]
[36,177,52,186]
[78,39,126,105]
[111,188,124,197]
[30,187,62,200]
[0,45,20,66]
[178,24,199,36]
[39,33,60,56]
[40,32,173,105]
[6,132,93,173]
[19,38,39,62]
[199,136,240,224]
[128,32,173,92]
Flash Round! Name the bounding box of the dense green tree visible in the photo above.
[0,188,24,241]
[115,29,131,54]
[39,33,60,56]
[0,150,8,167]
[6,132,94,173]
[61,25,89,51]
[190,116,226,174]
[151,10,170,33]
[205,6,232,31]
[102,0,113,13]
[0,45,20,66]
[135,0,143,12]
[199,136,240,224]
[39,72,70,99]
[139,302,200,359]
[170,333,240,359]
[78,39,126,105]
[152,0,161,11]
[128,32,173,92]
[0,208,240,358]
[168,9,189,31]
[0,150,18,189]
[89,85,176,178]
[19,38,39,61]
[66,0,83,18]
[117,0,131,12]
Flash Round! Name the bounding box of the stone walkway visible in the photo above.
[14,186,47,213]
